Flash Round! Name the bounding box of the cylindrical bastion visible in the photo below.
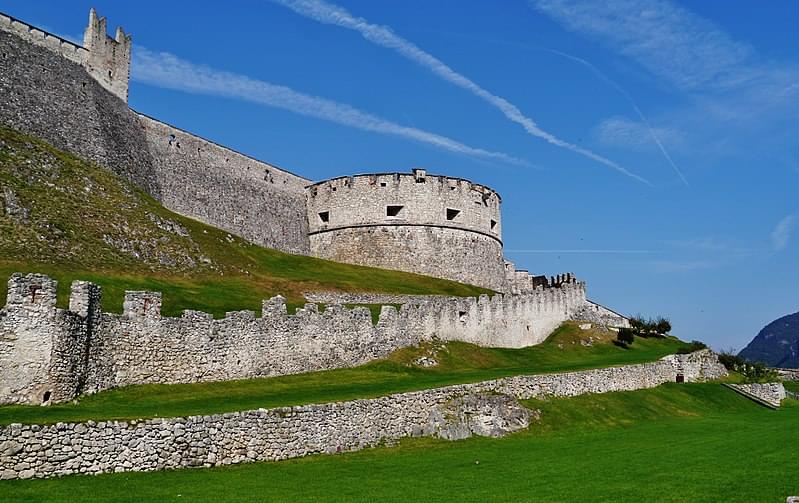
[305,169,507,291]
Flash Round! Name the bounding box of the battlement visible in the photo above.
[0,273,588,405]
[0,12,88,65]
[0,9,130,101]
[83,8,131,101]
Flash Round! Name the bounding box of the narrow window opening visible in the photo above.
[676,374,685,383]
[458,311,468,322]
[380,182,387,187]
[490,219,497,231]
[416,177,426,183]
[168,134,176,146]
[446,208,461,221]
[318,211,330,223]
[42,391,51,404]
[386,205,404,217]
[332,186,337,192]
[108,70,113,78]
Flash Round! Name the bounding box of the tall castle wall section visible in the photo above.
[0,350,726,480]
[136,114,311,254]
[0,16,311,254]
[0,273,586,406]
[306,171,506,291]
[0,17,161,198]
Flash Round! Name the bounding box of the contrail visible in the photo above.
[131,48,528,166]
[543,48,689,187]
[269,0,651,185]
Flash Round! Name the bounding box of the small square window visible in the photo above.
[380,182,387,187]
[446,208,461,221]
[318,211,330,223]
[386,205,404,217]
[490,219,497,230]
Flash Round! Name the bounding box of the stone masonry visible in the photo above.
[0,273,587,406]
[0,350,725,480]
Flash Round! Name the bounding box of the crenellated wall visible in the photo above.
[0,273,587,405]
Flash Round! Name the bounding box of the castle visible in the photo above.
[0,9,628,406]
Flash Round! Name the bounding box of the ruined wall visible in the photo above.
[0,350,726,480]
[572,300,631,328]
[0,21,160,198]
[306,170,506,291]
[137,115,310,254]
[0,274,586,405]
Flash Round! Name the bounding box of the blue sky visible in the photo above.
[2,0,797,351]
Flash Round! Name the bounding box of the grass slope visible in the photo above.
[0,126,489,316]
[3,385,797,502]
[0,323,687,425]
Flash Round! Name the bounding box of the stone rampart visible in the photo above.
[306,170,506,291]
[0,273,587,405]
[572,300,631,328]
[0,350,725,480]
[136,114,311,254]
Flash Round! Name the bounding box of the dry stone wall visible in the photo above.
[0,350,726,480]
[0,273,587,405]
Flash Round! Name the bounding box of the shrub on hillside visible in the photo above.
[717,349,780,383]
[616,327,635,348]
[628,316,672,338]
[677,340,708,354]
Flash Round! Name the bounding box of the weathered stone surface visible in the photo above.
[431,393,532,441]
[0,350,725,480]
[0,273,588,405]
[728,383,786,408]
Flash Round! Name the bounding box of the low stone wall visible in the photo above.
[0,273,588,405]
[0,350,725,480]
[728,383,786,408]
[775,368,799,381]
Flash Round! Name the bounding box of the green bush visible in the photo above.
[717,350,780,383]
[677,340,708,354]
[616,327,635,347]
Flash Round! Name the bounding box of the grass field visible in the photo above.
[0,126,489,317]
[0,323,687,425]
[2,383,796,502]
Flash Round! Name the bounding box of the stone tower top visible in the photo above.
[83,8,131,102]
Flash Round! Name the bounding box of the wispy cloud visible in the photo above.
[270,0,649,185]
[543,48,688,186]
[131,48,527,166]
[771,215,797,252]
[531,0,755,91]
[595,116,685,152]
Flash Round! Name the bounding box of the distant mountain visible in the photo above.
[738,311,799,368]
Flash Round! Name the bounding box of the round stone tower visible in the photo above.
[305,169,507,291]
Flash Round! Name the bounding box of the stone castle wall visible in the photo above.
[0,273,586,406]
[0,350,726,480]
[306,170,506,290]
[0,23,162,198]
[137,114,311,254]
[0,17,312,255]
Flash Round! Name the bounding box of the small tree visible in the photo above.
[616,327,635,347]
[655,317,672,335]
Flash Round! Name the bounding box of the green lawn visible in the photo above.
[0,324,687,425]
[2,384,796,502]
[0,126,489,317]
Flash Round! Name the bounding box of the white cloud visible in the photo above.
[595,116,685,151]
[531,0,756,91]
[771,215,797,251]
[131,47,527,166]
[270,0,650,185]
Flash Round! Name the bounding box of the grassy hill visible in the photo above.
[0,323,688,425]
[3,384,796,502]
[0,126,489,315]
